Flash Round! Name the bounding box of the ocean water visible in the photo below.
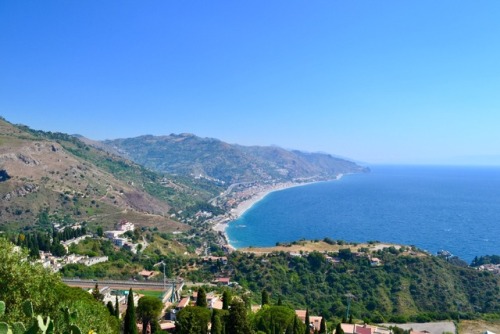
[226,165,500,262]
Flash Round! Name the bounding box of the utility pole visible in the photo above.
[161,261,166,291]
[345,293,355,321]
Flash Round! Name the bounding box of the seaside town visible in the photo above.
[12,185,496,334]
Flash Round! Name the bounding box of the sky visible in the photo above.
[1,1,500,165]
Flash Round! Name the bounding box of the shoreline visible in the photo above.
[212,174,344,250]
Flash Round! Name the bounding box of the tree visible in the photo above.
[222,290,231,310]
[96,226,103,237]
[107,301,115,316]
[115,295,120,318]
[137,296,163,334]
[335,323,344,334]
[227,299,251,334]
[211,309,223,334]
[261,290,269,307]
[319,317,326,334]
[196,287,207,308]
[123,289,138,334]
[176,306,211,334]
[304,309,310,334]
[150,318,161,334]
[277,296,283,306]
[92,283,104,302]
[254,305,298,334]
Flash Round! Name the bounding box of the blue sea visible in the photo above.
[226,165,500,262]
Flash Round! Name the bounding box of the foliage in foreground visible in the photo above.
[0,238,119,333]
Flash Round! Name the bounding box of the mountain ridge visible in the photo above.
[102,133,367,184]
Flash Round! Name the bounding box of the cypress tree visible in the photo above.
[106,301,115,315]
[319,317,326,334]
[123,289,138,334]
[348,314,353,324]
[335,323,344,334]
[222,290,231,310]
[277,296,283,306]
[196,287,207,308]
[261,290,269,307]
[293,315,303,334]
[228,299,251,334]
[304,309,310,334]
[211,309,223,334]
[115,295,120,318]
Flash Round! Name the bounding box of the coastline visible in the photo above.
[212,174,344,250]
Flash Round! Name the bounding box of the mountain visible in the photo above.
[0,118,210,232]
[102,134,367,184]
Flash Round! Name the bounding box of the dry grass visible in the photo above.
[239,240,427,256]
[459,320,500,334]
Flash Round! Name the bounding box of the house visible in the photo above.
[335,324,379,334]
[169,297,191,321]
[80,256,108,266]
[115,220,135,232]
[138,270,156,280]
[213,277,230,285]
[295,310,323,332]
[370,257,382,267]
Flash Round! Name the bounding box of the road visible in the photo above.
[62,278,182,291]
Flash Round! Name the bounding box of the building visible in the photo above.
[115,220,135,232]
[295,310,323,332]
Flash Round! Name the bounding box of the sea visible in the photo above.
[226,165,500,263]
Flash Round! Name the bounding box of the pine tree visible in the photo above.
[124,289,138,334]
[196,287,208,308]
[277,296,283,306]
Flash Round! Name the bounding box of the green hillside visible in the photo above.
[230,246,500,322]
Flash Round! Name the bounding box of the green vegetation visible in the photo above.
[136,296,163,334]
[230,248,500,322]
[0,238,119,333]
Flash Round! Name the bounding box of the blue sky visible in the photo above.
[1,1,500,165]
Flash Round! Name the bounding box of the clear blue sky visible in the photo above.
[1,1,500,165]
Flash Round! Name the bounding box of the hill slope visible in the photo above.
[0,118,207,231]
[230,245,500,322]
[103,134,368,183]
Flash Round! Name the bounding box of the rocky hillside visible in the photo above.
[103,133,368,184]
[0,119,210,232]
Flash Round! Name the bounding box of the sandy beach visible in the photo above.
[212,174,344,249]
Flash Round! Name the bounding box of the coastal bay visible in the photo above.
[225,165,500,262]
